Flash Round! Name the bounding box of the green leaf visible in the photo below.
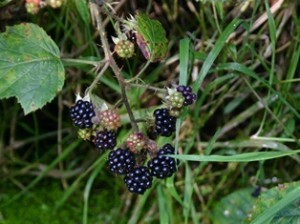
[135,13,168,62]
[0,23,65,114]
[212,188,255,224]
[247,182,300,224]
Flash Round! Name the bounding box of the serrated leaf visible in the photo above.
[0,23,65,114]
[246,182,300,224]
[135,13,168,62]
[212,188,255,224]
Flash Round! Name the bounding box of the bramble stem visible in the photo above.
[130,83,167,93]
[126,60,151,83]
[61,58,104,67]
[86,62,109,95]
[90,2,139,132]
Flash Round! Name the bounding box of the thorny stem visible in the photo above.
[90,2,139,132]
[86,62,109,95]
[126,60,151,83]
[57,93,68,189]
[61,58,104,67]
[130,83,167,93]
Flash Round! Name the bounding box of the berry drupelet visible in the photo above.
[124,166,153,194]
[70,100,95,129]
[108,148,136,175]
[94,130,117,151]
[153,108,176,137]
[147,144,177,179]
[176,85,197,106]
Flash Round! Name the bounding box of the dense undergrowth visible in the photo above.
[1,0,300,223]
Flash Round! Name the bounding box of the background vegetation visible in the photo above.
[0,0,300,223]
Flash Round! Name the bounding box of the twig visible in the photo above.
[89,2,139,132]
[61,58,104,67]
[57,93,68,189]
[130,83,167,93]
[126,60,151,83]
[86,62,109,95]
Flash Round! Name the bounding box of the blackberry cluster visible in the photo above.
[94,130,117,151]
[176,85,197,106]
[108,148,136,175]
[124,166,153,194]
[69,85,195,195]
[148,144,177,179]
[153,108,176,137]
[70,100,95,129]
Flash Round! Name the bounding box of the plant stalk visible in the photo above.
[90,2,139,132]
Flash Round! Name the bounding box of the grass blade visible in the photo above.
[251,186,300,224]
[192,18,242,92]
[179,38,190,85]
[171,149,300,162]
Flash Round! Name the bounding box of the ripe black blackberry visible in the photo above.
[108,148,136,175]
[147,144,177,179]
[94,130,116,151]
[153,108,176,137]
[124,166,153,194]
[70,100,95,129]
[176,85,197,106]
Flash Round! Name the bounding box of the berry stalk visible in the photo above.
[90,3,139,132]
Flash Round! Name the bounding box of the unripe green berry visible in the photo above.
[25,2,40,14]
[46,0,63,8]
[169,92,185,109]
[115,40,135,58]
[78,129,92,141]
[169,108,182,117]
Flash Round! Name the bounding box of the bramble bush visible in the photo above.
[1,0,300,223]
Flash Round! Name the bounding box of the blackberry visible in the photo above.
[153,108,176,137]
[98,109,121,131]
[124,166,153,194]
[70,100,95,129]
[147,144,177,179]
[94,130,116,151]
[108,148,136,175]
[126,132,145,152]
[176,85,197,106]
[251,186,261,198]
